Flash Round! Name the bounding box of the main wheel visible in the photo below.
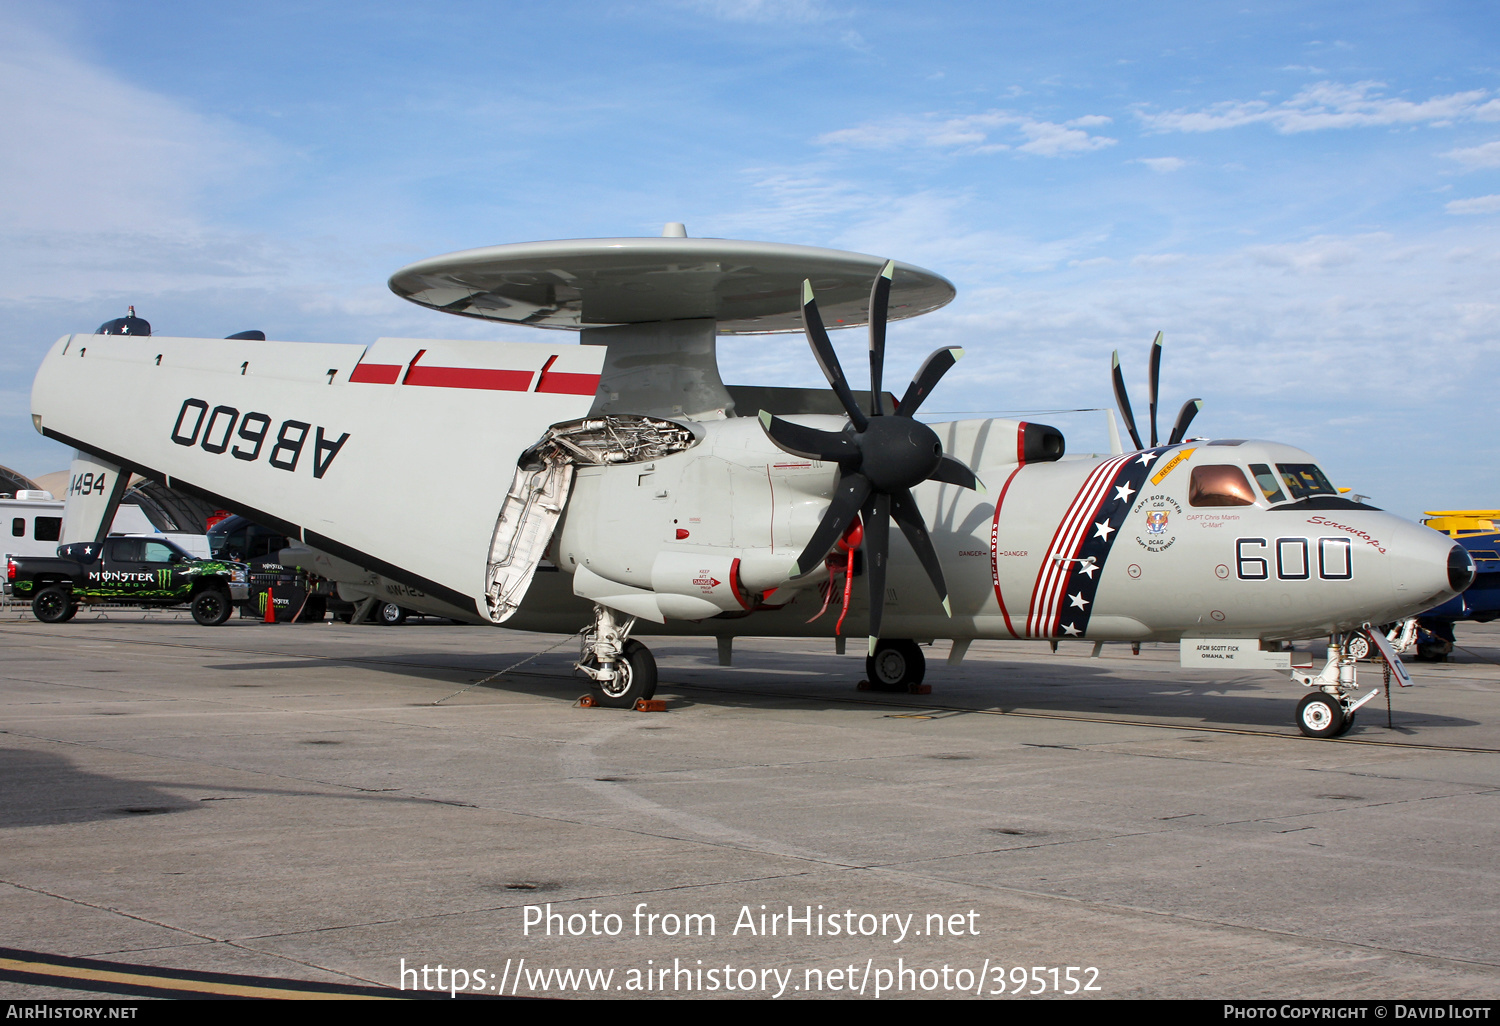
[584,639,658,709]
[32,586,76,624]
[1347,634,1372,660]
[378,602,407,625]
[866,639,926,692]
[1416,641,1452,662]
[1331,711,1357,737]
[1295,692,1346,739]
[191,588,232,626]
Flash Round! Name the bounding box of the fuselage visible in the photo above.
[29,332,1465,645]
[531,417,1466,643]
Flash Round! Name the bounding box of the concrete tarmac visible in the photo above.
[1,606,1497,1000]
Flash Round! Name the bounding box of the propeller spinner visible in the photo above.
[758,261,984,655]
[1111,331,1204,450]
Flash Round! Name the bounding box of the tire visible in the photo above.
[191,588,233,627]
[32,585,76,624]
[1295,692,1346,739]
[584,639,658,709]
[1331,711,1357,738]
[1416,641,1452,662]
[377,602,407,626]
[866,639,926,692]
[1348,634,1372,661]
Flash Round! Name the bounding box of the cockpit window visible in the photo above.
[1189,465,1257,507]
[1249,464,1287,504]
[1276,463,1339,501]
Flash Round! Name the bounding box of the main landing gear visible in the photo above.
[865,638,927,692]
[577,604,658,708]
[1288,632,1389,738]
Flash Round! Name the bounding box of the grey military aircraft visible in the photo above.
[30,226,1474,738]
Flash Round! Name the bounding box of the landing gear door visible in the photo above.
[1365,627,1413,688]
[485,459,575,623]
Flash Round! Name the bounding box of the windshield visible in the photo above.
[1249,464,1287,504]
[1276,463,1339,501]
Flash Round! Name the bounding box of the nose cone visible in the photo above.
[1384,520,1473,617]
[1449,543,1477,593]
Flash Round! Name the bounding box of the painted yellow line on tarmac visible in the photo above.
[0,954,393,1000]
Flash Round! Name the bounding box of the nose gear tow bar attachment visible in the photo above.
[1289,627,1412,738]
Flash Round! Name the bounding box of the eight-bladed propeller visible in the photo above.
[1111,331,1203,450]
[758,260,984,655]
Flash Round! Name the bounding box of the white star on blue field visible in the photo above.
[1,1,1496,518]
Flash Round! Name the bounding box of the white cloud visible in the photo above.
[678,0,841,22]
[817,110,1115,157]
[1014,118,1116,156]
[1138,81,1500,135]
[1446,195,1500,215]
[0,20,275,235]
[1136,157,1186,173]
[1130,253,1184,267]
[1241,234,1375,271]
[1444,141,1500,169]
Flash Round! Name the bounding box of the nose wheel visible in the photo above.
[1289,633,1388,738]
[1295,692,1354,738]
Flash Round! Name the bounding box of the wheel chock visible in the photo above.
[857,679,930,695]
[575,695,668,712]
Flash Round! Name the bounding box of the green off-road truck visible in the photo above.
[5,536,249,625]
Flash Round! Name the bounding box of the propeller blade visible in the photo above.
[868,260,893,417]
[1167,398,1204,445]
[896,346,963,417]
[801,281,869,431]
[792,472,873,578]
[862,491,891,654]
[759,411,860,463]
[1147,330,1162,448]
[926,454,984,493]
[890,488,952,618]
[1110,350,1144,450]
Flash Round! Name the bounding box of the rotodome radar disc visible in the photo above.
[388,236,956,334]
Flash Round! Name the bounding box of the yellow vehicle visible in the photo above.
[1422,510,1500,539]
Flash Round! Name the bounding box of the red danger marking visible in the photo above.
[349,363,401,384]
[351,350,600,394]
[534,354,603,395]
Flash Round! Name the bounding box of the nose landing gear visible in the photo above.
[577,604,658,708]
[1289,630,1402,738]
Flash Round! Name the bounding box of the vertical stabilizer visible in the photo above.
[60,452,130,545]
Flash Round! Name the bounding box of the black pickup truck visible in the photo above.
[5,536,249,625]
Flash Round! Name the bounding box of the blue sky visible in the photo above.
[2,1,1497,518]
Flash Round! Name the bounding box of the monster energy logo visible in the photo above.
[157,569,171,589]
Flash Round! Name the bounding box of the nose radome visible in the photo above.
[1449,543,1477,593]
[1380,517,1468,616]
